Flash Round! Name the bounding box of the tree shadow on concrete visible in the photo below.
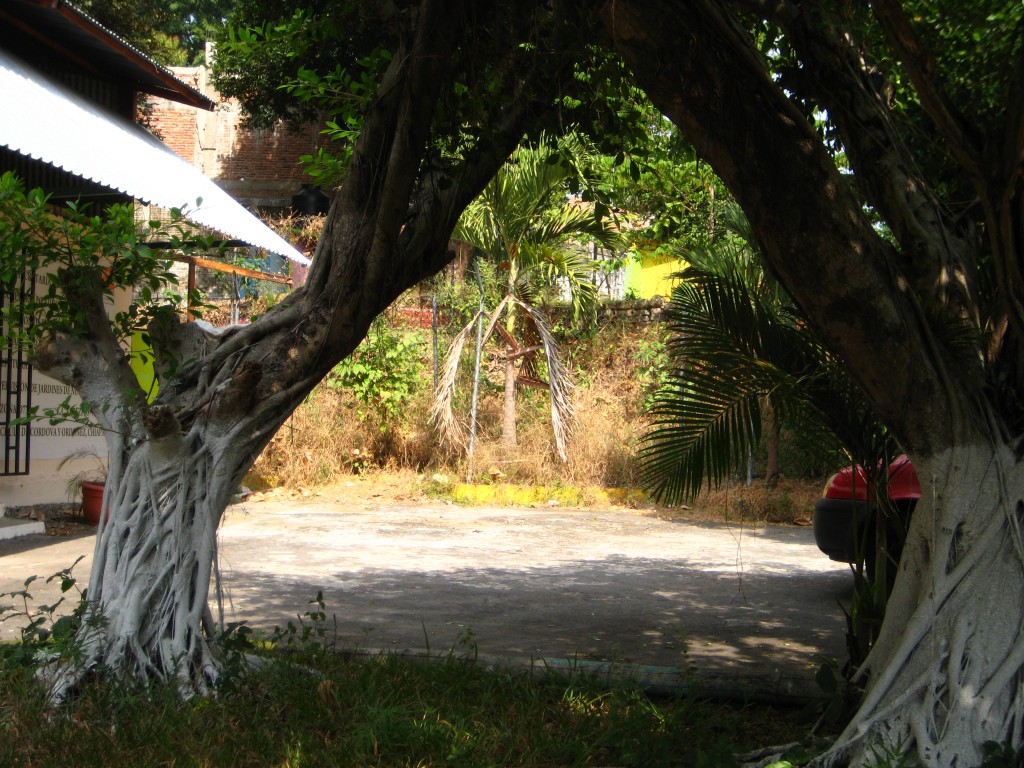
[213,555,853,700]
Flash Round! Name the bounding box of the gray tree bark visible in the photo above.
[598,0,1024,764]
[35,0,568,697]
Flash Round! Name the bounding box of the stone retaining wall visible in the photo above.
[596,297,667,324]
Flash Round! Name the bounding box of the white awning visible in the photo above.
[0,50,309,264]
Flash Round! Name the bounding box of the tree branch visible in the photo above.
[32,269,147,440]
[739,0,979,316]
[871,0,984,176]
[600,0,979,452]
[1002,27,1024,188]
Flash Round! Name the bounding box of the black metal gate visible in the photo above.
[0,270,32,475]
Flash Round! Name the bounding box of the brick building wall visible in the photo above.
[146,64,329,209]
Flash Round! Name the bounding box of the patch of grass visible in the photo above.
[665,478,824,526]
[1,568,816,767]
[446,482,647,509]
[0,646,810,768]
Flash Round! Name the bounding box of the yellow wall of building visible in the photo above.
[623,253,686,299]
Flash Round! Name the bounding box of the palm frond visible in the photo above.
[664,267,818,397]
[430,315,482,451]
[513,298,575,461]
[800,359,897,465]
[640,266,824,504]
[640,376,763,505]
[519,242,599,323]
[479,294,514,345]
[453,205,503,260]
[526,204,618,252]
[454,130,614,269]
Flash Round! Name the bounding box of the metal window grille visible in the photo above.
[1,270,33,475]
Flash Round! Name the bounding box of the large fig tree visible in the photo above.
[4,0,602,699]
[597,0,1024,765]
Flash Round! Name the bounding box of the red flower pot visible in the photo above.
[80,480,106,526]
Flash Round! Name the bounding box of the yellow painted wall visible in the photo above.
[623,253,687,299]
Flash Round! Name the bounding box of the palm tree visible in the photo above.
[638,210,908,663]
[433,132,619,460]
[639,237,922,668]
[639,204,894,504]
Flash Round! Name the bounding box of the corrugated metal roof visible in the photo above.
[0,50,310,264]
[0,0,216,110]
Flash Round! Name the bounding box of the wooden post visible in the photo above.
[187,260,196,321]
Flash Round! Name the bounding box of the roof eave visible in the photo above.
[30,0,216,111]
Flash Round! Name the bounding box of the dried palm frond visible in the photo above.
[514,298,574,461]
[431,295,514,449]
[431,313,481,451]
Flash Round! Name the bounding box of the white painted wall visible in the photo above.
[0,284,131,509]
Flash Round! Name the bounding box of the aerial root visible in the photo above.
[735,742,802,768]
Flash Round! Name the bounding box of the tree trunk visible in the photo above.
[763,396,780,487]
[502,349,518,448]
[817,442,1024,767]
[48,430,229,699]
[597,2,1024,763]
[34,0,561,698]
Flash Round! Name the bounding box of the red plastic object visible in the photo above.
[823,455,921,502]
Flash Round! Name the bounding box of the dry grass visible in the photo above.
[254,372,649,491]
[563,365,648,489]
[250,387,438,488]
[249,390,362,487]
[665,477,823,526]
[247,318,828,526]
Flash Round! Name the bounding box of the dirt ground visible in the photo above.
[208,494,850,701]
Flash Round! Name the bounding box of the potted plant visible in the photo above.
[58,448,107,525]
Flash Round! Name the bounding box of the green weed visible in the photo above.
[0,590,809,768]
[325,317,424,433]
[0,556,87,669]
